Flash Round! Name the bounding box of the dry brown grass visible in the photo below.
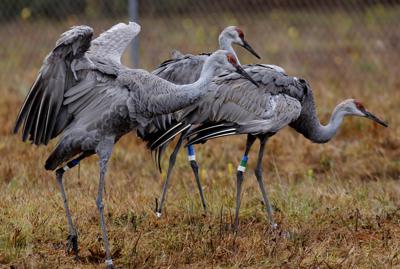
[1,8,400,269]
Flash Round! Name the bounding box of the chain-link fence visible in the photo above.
[1,0,400,95]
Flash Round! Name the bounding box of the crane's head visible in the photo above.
[206,50,259,87]
[219,26,261,59]
[340,99,388,127]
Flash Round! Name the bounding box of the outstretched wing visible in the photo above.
[88,21,140,64]
[13,25,94,145]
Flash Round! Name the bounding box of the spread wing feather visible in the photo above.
[89,22,141,64]
[14,22,142,146]
[13,25,94,145]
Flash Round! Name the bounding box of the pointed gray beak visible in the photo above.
[235,65,259,87]
[364,110,388,127]
[240,39,261,59]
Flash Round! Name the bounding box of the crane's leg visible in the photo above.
[95,137,115,269]
[55,152,92,259]
[156,131,187,217]
[234,134,256,232]
[255,134,277,229]
[187,145,207,213]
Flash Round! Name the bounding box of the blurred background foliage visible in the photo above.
[1,0,399,85]
[2,0,400,20]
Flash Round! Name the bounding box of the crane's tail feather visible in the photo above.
[185,122,239,146]
[149,122,191,151]
[146,122,191,172]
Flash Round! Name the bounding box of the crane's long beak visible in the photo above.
[364,110,388,127]
[240,39,261,59]
[235,65,259,87]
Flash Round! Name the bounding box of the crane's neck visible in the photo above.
[290,89,347,144]
[312,107,346,143]
[177,59,217,93]
[218,36,240,64]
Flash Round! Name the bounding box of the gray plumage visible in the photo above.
[174,65,306,144]
[13,23,236,170]
[13,22,247,267]
[147,25,285,149]
[152,25,266,85]
[152,63,388,230]
[148,26,285,216]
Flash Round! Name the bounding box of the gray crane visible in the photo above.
[13,22,256,268]
[151,65,388,231]
[150,26,270,216]
[152,26,261,84]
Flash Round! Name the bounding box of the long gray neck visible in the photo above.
[218,35,240,64]
[178,60,216,92]
[146,60,217,115]
[289,89,346,144]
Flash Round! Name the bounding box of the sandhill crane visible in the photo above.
[152,26,261,84]
[149,26,269,216]
[151,65,388,231]
[13,22,256,268]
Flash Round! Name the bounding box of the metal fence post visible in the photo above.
[128,0,139,67]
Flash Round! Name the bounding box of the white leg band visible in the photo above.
[105,259,113,266]
[63,165,70,172]
[237,165,246,172]
[188,155,196,161]
[156,212,162,218]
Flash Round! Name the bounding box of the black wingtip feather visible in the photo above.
[150,122,190,151]
[185,123,239,146]
[13,75,43,135]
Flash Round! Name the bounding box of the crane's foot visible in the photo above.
[66,233,79,260]
[201,208,208,217]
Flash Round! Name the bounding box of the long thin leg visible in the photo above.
[55,152,91,259]
[156,131,187,217]
[234,134,257,232]
[187,145,207,213]
[95,137,115,269]
[255,134,277,229]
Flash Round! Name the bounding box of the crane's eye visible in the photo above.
[227,54,237,66]
[236,28,244,39]
[354,100,365,110]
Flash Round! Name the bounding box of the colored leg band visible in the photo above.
[105,259,113,266]
[187,145,196,161]
[70,159,79,166]
[63,158,80,172]
[237,155,248,172]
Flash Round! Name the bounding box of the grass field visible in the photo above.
[1,7,400,268]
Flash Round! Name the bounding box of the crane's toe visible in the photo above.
[66,233,79,259]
